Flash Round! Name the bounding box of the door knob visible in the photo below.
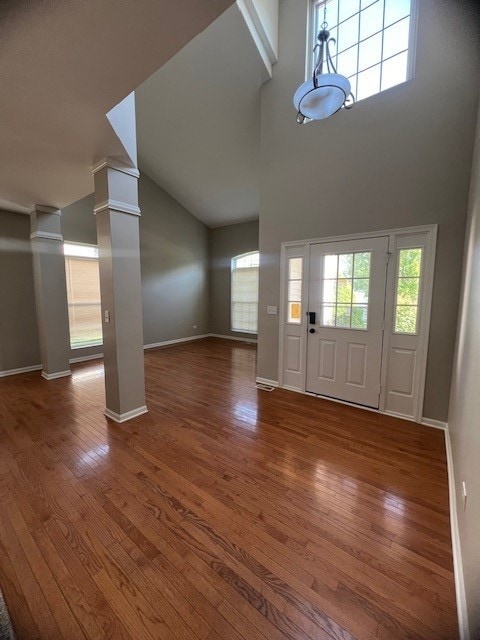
[309,328,316,333]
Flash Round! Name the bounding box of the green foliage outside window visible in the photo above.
[395,248,422,333]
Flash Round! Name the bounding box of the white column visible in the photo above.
[92,158,147,422]
[30,205,71,380]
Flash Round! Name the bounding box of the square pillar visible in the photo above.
[92,158,147,422]
[30,205,71,379]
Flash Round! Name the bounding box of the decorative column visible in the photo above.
[92,158,147,423]
[30,205,71,380]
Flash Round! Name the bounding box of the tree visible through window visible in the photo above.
[394,247,422,333]
[231,252,259,333]
[64,243,103,348]
[311,0,415,102]
[321,251,371,329]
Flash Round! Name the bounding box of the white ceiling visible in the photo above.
[136,3,265,228]
[0,0,234,214]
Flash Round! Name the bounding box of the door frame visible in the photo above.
[278,224,437,422]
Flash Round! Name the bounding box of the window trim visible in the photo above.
[307,0,419,98]
[230,251,259,335]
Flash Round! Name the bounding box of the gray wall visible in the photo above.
[257,0,480,421]
[0,210,40,371]
[448,98,480,638]
[1,173,212,371]
[61,193,101,360]
[61,172,211,350]
[139,173,209,345]
[62,193,97,245]
[209,220,259,338]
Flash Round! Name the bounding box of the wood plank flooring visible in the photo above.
[0,338,458,639]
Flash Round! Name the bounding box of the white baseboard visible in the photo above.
[255,377,278,387]
[70,353,103,364]
[273,383,451,433]
[0,364,42,378]
[421,417,448,430]
[445,427,470,640]
[41,370,72,381]
[3,335,256,378]
[144,334,210,350]
[104,405,148,423]
[210,333,257,345]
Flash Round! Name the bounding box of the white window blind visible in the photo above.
[231,252,259,333]
[64,244,103,349]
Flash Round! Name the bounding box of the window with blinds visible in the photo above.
[64,243,103,349]
[231,252,259,334]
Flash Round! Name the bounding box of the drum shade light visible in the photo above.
[294,11,355,124]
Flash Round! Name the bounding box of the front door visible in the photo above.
[306,236,389,408]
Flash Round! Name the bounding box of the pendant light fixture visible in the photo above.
[294,3,355,124]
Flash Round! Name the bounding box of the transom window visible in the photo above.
[64,243,103,349]
[231,252,259,334]
[321,251,371,329]
[394,247,422,334]
[311,0,415,102]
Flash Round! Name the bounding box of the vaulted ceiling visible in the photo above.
[136,3,266,228]
[0,0,234,214]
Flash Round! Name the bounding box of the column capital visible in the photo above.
[29,204,61,216]
[93,200,141,217]
[30,231,64,241]
[92,157,140,179]
[92,157,141,218]
[30,204,64,240]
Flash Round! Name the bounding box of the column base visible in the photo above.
[104,405,148,423]
[41,370,72,381]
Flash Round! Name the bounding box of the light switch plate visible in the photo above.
[267,306,278,315]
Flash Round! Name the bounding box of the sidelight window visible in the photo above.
[287,257,303,324]
[394,247,422,334]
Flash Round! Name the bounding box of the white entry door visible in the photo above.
[306,236,389,408]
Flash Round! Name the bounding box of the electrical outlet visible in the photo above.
[462,482,467,509]
[104,310,110,323]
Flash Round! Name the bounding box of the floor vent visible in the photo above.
[255,383,275,392]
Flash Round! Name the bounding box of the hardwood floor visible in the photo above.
[0,338,457,640]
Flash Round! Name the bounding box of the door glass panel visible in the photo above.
[288,280,302,302]
[323,279,337,303]
[353,278,369,302]
[322,305,336,326]
[289,302,302,323]
[289,257,302,279]
[338,254,353,278]
[354,252,370,277]
[287,257,303,324]
[336,305,352,327]
[324,254,338,278]
[321,251,371,329]
[351,304,368,329]
[337,278,353,303]
[394,247,422,333]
